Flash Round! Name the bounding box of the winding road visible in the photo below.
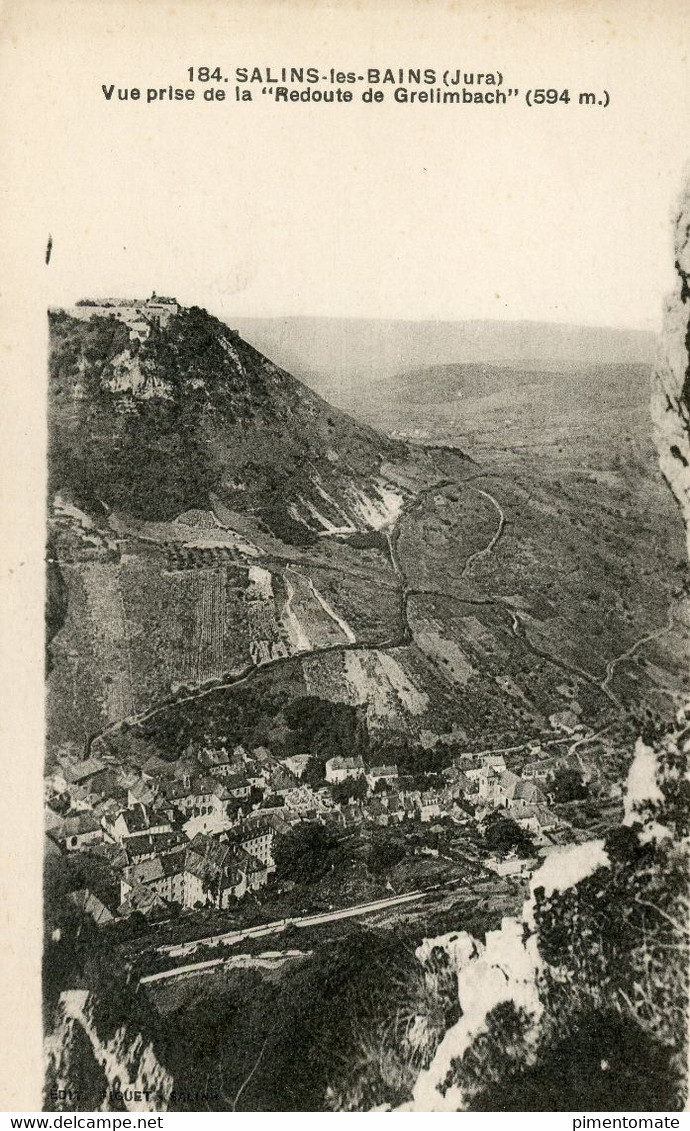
[87,472,453,753]
[601,609,676,696]
[461,487,507,578]
[85,458,665,764]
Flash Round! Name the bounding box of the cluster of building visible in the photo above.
[69,294,179,338]
[45,732,590,927]
[323,755,464,825]
[452,747,593,840]
[322,746,586,841]
[45,742,313,923]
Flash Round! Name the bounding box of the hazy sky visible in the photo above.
[3,0,689,331]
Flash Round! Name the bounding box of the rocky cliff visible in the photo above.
[652,185,690,548]
[399,726,688,1110]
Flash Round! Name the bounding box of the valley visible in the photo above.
[43,301,689,1113]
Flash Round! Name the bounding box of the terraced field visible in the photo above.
[49,436,689,765]
[46,506,404,754]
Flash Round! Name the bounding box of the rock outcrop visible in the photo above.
[652,183,690,548]
[44,991,173,1112]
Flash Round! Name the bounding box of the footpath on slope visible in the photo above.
[87,465,477,755]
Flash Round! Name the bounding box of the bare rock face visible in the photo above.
[651,183,690,549]
[43,991,174,1112]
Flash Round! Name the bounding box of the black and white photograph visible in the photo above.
[1,0,689,1116]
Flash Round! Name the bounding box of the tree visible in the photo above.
[468,1011,678,1112]
[483,814,535,858]
[301,756,325,788]
[410,771,443,792]
[367,837,406,876]
[551,767,588,804]
[274,822,348,885]
[331,776,368,805]
[248,785,265,810]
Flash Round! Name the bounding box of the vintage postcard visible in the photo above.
[1,0,689,1115]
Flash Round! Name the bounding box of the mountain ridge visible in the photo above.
[232,316,658,394]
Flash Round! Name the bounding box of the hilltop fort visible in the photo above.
[65,293,179,339]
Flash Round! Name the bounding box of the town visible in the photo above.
[45,723,612,929]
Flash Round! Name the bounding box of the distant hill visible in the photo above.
[309,359,656,468]
[234,317,658,394]
[329,359,653,414]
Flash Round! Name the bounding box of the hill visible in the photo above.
[325,360,655,468]
[46,302,450,752]
[46,305,686,760]
[234,317,657,393]
[49,305,408,544]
